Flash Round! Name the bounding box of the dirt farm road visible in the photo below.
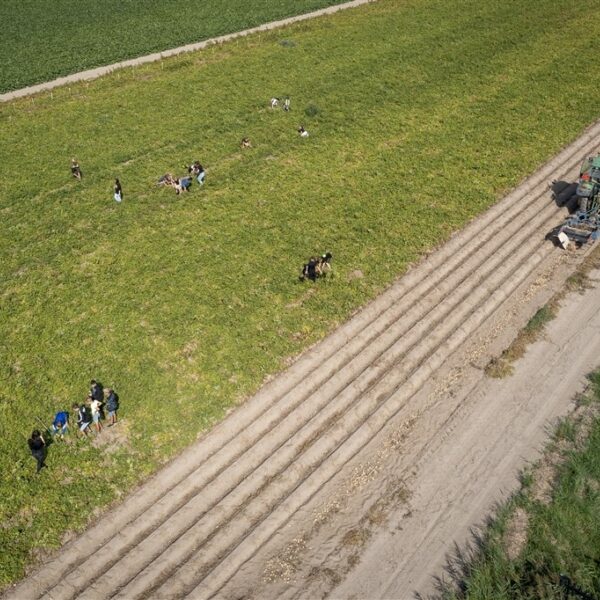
[5,121,600,600]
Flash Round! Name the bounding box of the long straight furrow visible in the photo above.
[137,199,562,600]
[8,124,600,600]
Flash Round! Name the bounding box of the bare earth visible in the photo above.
[5,122,600,599]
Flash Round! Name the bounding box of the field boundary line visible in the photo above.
[0,0,374,103]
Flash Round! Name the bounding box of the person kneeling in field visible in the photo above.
[241,137,252,149]
[299,252,332,281]
[186,161,206,185]
[300,257,319,282]
[71,158,82,180]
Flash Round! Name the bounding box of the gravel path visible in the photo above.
[0,0,373,103]
[4,111,599,600]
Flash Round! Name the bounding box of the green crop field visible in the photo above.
[2,0,600,588]
[0,0,348,93]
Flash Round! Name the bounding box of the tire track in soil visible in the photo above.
[5,121,600,600]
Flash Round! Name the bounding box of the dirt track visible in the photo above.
[5,122,600,599]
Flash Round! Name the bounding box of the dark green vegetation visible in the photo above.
[449,377,600,599]
[0,0,348,93]
[2,0,600,587]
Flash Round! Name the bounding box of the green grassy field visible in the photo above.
[2,0,600,587]
[448,376,600,599]
[0,0,348,93]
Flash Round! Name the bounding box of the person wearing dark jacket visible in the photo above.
[105,388,119,426]
[73,403,91,436]
[90,380,103,402]
[28,430,46,473]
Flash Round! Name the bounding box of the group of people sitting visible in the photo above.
[27,380,120,474]
[300,252,333,282]
[158,160,205,195]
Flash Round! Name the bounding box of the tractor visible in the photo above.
[558,153,600,246]
[575,153,600,212]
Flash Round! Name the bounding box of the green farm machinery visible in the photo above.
[558,154,600,246]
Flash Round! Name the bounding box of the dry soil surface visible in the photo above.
[5,123,600,600]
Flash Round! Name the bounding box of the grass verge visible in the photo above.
[2,0,600,587]
[444,372,600,599]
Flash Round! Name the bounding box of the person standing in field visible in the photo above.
[114,179,123,203]
[105,388,119,426]
[73,403,91,437]
[28,430,46,473]
[90,396,103,433]
[90,380,103,404]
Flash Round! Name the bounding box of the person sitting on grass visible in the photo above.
[71,158,82,180]
[241,137,252,149]
[73,403,91,437]
[51,410,69,438]
[158,173,174,186]
[173,177,192,195]
[28,430,46,474]
[105,388,119,426]
[298,125,309,138]
[270,97,279,108]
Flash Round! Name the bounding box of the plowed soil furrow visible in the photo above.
[7,122,600,600]
[165,220,558,599]
[101,177,579,599]
[74,174,567,599]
